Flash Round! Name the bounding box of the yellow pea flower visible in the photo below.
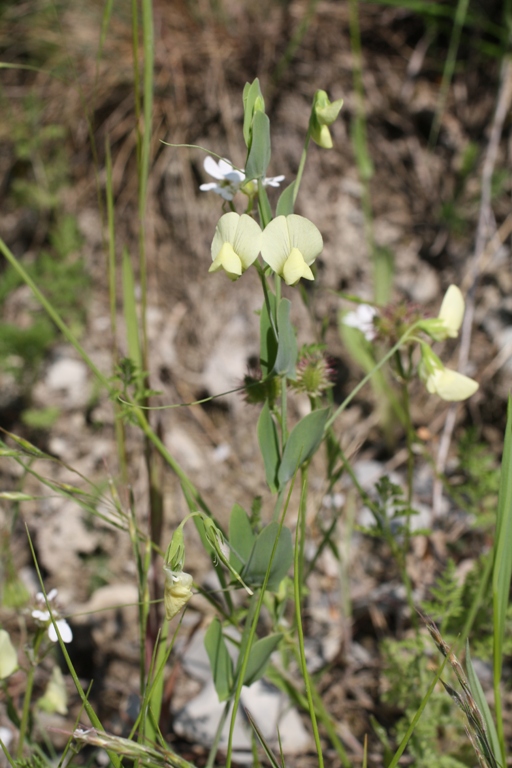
[209,212,262,280]
[261,215,323,286]
[0,630,17,679]
[420,344,478,402]
[438,285,465,338]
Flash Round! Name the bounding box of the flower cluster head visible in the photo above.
[292,347,335,398]
[32,589,73,643]
[243,363,282,406]
[200,157,284,202]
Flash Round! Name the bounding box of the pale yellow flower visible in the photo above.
[0,630,17,679]
[209,213,262,280]
[438,285,465,338]
[261,215,323,286]
[163,566,193,620]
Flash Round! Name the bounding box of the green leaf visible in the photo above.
[373,245,394,306]
[260,292,277,378]
[245,110,271,181]
[242,522,293,592]
[243,633,283,687]
[273,299,297,378]
[204,618,234,702]
[243,78,264,147]
[276,181,296,216]
[245,708,282,768]
[278,408,330,486]
[229,504,255,572]
[257,402,281,493]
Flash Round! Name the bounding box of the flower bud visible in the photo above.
[310,90,344,149]
[163,566,193,621]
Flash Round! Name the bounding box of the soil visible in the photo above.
[0,1,511,766]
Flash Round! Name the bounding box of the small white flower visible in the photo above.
[32,590,73,644]
[343,304,378,341]
[200,157,284,200]
[262,175,285,188]
[200,157,246,201]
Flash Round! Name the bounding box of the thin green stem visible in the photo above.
[294,471,324,768]
[17,635,42,758]
[292,129,311,208]
[326,326,417,431]
[205,701,231,768]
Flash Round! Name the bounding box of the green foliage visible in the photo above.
[0,213,88,387]
[20,406,60,430]
[360,475,425,540]
[421,559,464,632]
[277,407,330,486]
[381,634,470,768]
[449,428,500,526]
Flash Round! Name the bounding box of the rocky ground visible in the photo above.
[0,1,511,765]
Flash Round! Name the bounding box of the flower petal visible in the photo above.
[217,158,244,182]
[263,175,285,187]
[0,630,18,679]
[203,156,225,179]
[438,285,464,338]
[199,182,220,192]
[209,242,243,279]
[427,368,479,401]
[211,212,241,259]
[232,214,262,270]
[48,619,73,644]
[163,567,193,620]
[261,216,291,274]
[283,248,314,285]
[287,215,323,265]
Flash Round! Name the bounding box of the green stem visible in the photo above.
[205,701,231,768]
[17,636,42,758]
[292,129,311,209]
[226,594,261,768]
[326,326,417,431]
[294,471,324,768]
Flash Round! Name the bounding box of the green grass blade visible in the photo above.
[465,642,501,767]
[429,0,470,146]
[492,394,512,763]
